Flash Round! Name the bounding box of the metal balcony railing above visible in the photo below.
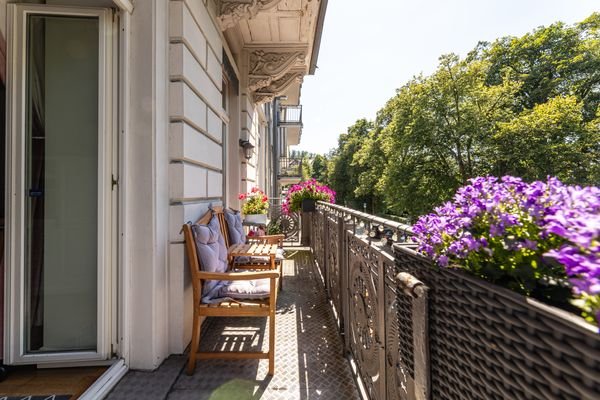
[278,157,303,178]
[278,105,303,127]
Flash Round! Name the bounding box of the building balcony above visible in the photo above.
[278,105,303,128]
[278,156,303,185]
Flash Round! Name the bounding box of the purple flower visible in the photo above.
[412,175,600,328]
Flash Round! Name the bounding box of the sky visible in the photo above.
[296,0,599,155]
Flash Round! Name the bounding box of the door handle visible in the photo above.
[28,189,43,198]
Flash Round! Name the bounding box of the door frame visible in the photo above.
[4,4,117,365]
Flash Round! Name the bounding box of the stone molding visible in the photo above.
[218,0,282,31]
[253,70,304,104]
[248,50,305,92]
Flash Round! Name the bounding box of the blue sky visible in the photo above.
[296,0,599,154]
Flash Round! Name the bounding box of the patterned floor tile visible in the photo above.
[107,249,361,400]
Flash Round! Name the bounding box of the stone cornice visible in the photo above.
[218,0,282,31]
[253,70,304,104]
[248,50,305,92]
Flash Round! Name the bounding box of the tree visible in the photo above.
[327,119,372,208]
[484,13,600,120]
[325,13,600,218]
[493,95,600,183]
[378,55,519,217]
[311,154,328,183]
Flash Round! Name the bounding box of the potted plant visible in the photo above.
[239,187,269,224]
[282,179,336,214]
[411,175,600,328]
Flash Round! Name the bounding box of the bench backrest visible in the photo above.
[182,206,231,306]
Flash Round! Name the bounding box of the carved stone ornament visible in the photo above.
[218,0,282,31]
[248,50,306,92]
[253,71,304,104]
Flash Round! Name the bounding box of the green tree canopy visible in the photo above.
[325,13,600,219]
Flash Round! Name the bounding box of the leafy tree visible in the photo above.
[378,55,519,217]
[311,154,328,183]
[300,155,312,181]
[493,95,600,183]
[327,119,372,208]
[325,13,600,218]
[484,13,600,120]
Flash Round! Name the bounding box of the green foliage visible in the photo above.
[327,119,373,209]
[266,220,282,235]
[326,13,600,218]
[311,154,328,183]
[494,95,600,183]
[300,155,312,181]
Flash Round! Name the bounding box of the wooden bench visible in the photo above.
[211,205,285,289]
[182,207,281,376]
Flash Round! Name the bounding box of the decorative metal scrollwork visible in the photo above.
[348,237,381,399]
[269,204,299,241]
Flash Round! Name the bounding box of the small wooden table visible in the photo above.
[227,243,278,271]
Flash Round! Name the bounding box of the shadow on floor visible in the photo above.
[107,249,360,400]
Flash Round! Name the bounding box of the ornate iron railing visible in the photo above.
[307,201,600,400]
[268,198,300,242]
[308,202,429,400]
[278,157,303,178]
[278,105,303,127]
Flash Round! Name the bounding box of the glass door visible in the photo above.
[5,5,115,364]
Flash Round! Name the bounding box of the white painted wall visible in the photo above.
[167,0,226,355]
[125,0,170,370]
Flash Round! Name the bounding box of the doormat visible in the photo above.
[0,396,71,400]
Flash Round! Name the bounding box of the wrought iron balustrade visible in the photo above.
[267,198,300,242]
[306,201,600,400]
[305,202,427,400]
[278,157,303,178]
[278,105,303,127]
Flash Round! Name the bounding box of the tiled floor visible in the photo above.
[107,248,361,400]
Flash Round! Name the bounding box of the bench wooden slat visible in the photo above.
[183,205,278,376]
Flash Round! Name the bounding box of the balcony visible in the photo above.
[278,157,304,185]
[279,105,303,145]
[278,105,303,128]
[107,203,599,400]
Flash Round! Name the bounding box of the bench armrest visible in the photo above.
[197,270,280,281]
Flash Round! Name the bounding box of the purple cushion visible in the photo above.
[192,215,229,302]
[224,209,246,245]
[216,278,271,300]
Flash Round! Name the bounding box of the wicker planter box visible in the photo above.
[392,244,600,400]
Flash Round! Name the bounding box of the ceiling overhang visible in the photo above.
[218,0,327,105]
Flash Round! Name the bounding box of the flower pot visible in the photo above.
[243,214,268,225]
[301,199,316,212]
[392,243,600,400]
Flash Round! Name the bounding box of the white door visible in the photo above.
[5,4,116,364]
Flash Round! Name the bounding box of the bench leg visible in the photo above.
[268,310,275,376]
[187,312,201,375]
[278,262,283,291]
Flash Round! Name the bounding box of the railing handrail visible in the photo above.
[316,201,414,236]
